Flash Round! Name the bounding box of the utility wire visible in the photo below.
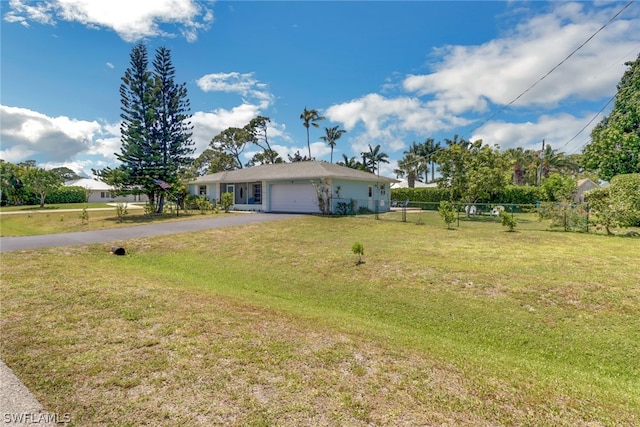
[562,94,615,151]
[465,0,636,138]
[393,1,637,173]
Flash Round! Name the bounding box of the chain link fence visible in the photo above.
[334,199,592,232]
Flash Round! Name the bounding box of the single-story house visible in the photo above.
[188,161,399,214]
[574,178,600,203]
[64,178,148,203]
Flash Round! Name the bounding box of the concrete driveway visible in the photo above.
[0,212,300,253]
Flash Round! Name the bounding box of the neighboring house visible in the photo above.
[574,178,600,203]
[188,161,399,214]
[390,179,437,189]
[64,178,148,203]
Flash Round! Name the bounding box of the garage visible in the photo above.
[270,183,319,213]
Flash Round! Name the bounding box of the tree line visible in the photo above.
[1,47,637,216]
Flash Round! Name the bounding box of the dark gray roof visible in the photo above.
[190,161,399,184]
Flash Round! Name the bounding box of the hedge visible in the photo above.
[45,186,88,204]
[391,185,544,205]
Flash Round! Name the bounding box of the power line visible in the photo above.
[562,95,615,151]
[465,0,636,138]
[394,1,637,173]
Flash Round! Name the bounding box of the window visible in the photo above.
[253,183,262,203]
[198,185,206,195]
[380,184,386,196]
[100,191,109,199]
[368,186,373,197]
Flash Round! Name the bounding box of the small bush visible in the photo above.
[352,242,364,265]
[79,207,89,224]
[195,195,213,214]
[115,203,128,223]
[499,210,517,232]
[220,192,234,213]
[438,201,456,229]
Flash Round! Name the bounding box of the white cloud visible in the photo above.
[324,2,638,160]
[4,0,214,42]
[196,72,274,109]
[471,112,596,154]
[190,103,263,155]
[403,3,639,112]
[0,105,119,167]
[326,93,465,154]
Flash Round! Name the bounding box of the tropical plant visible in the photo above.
[115,202,128,223]
[583,53,640,181]
[438,200,456,229]
[499,210,517,232]
[436,139,508,204]
[351,242,364,265]
[220,192,234,213]
[540,173,577,202]
[394,151,423,188]
[337,154,363,170]
[362,144,389,176]
[609,173,640,227]
[319,125,346,163]
[21,167,63,208]
[300,107,325,159]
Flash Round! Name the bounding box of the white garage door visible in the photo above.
[270,183,320,213]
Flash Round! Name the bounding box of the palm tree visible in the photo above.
[406,141,429,183]
[362,144,390,176]
[540,145,579,179]
[422,138,441,183]
[337,154,362,170]
[394,151,422,188]
[300,107,325,159]
[319,125,346,163]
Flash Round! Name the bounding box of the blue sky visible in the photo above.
[1,0,639,178]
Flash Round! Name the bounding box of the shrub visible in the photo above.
[390,187,451,205]
[44,186,87,204]
[220,192,234,213]
[499,210,517,232]
[438,201,456,229]
[79,207,89,224]
[115,202,128,223]
[352,242,364,265]
[195,195,213,214]
[495,185,543,204]
[610,173,640,227]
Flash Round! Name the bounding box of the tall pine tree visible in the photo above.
[116,43,194,213]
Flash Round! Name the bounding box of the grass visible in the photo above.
[0,202,118,212]
[1,214,639,426]
[0,204,229,237]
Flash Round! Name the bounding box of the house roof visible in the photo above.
[190,161,399,184]
[64,178,113,191]
[390,179,437,189]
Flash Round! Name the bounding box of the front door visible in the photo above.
[226,184,235,203]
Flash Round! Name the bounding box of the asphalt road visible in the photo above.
[0,212,300,253]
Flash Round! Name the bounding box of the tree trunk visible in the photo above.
[156,192,165,214]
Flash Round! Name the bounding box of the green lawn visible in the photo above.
[1,215,638,426]
[0,204,227,237]
[0,202,119,212]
